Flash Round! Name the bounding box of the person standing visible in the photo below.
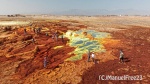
[87,49,91,62]
[44,56,47,68]
[33,28,36,33]
[91,52,95,63]
[119,49,124,63]
[39,27,41,33]
[32,38,35,44]
[45,32,48,36]
[52,33,55,41]
[24,28,27,35]
[61,34,64,43]
[55,30,59,41]
[37,27,41,34]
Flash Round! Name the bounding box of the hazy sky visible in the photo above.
[0,0,150,15]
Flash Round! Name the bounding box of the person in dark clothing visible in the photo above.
[37,27,41,34]
[24,28,27,35]
[87,49,91,62]
[33,28,36,33]
[35,28,38,34]
[38,27,41,33]
[54,31,59,41]
[55,34,58,41]
[61,34,64,42]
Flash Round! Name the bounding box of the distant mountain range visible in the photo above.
[50,9,150,15]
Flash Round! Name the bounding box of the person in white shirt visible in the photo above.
[91,52,95,63]
[119,49,124,63]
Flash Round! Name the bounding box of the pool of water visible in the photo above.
[65,29,111,61]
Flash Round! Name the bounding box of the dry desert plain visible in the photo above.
[0,15,150,84]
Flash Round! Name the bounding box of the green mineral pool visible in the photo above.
[64,29,111,61]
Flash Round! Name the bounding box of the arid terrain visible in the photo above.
[0,15,150,84]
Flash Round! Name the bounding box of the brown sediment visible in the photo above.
[80,26,150,84]
[0,18,150,84]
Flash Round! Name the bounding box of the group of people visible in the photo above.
[51,30,64,42]
[87,49,125,64]
[24,27,125,68]
[33,27,41,34]
[43,31,64,68]
[52,30,59,41]
[22,27,63,68]
[24,27,42,35]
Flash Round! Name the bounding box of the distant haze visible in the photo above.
[50,9,150,15]
[0,0,150,15]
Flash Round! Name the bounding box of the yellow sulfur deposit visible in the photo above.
[65,29,111,61]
